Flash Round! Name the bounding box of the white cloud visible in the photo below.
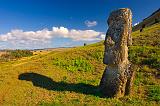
[133,22,139,26]
[0,26,104,49]
[85,20,97,27]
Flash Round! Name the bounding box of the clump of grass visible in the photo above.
[142,54,160,68]
[129,46,160,68]
[53,57,93,72]
[141,65,150,73]
[134,67,156,86]
[87,49,104,62]
[147,85,160,102]
[134,72,144,86]
[39,102,62,106]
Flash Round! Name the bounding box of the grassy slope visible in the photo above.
[0,24,160,106]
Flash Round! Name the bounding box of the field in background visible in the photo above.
[0,51,6,56]
[0,24,160,105]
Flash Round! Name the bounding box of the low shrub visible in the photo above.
[0,50,33,61]
[10,50,33,58]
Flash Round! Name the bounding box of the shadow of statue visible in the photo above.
[18,72,102,97]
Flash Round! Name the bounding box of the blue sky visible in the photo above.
[0,0,159,49]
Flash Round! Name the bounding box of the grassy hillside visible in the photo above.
[0,24,160,106]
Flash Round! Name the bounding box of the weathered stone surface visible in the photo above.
[99,8,133,98]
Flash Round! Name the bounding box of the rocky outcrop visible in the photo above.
[99,8,134,98]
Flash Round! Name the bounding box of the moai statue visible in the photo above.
[99,8,134,98]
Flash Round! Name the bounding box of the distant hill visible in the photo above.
[133,8,160,31]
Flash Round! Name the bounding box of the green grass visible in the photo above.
[148,85,160,102]
[129,46,160,68]
[132,23,160,47]
[53,57,93,72]
[0,23,160,105]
